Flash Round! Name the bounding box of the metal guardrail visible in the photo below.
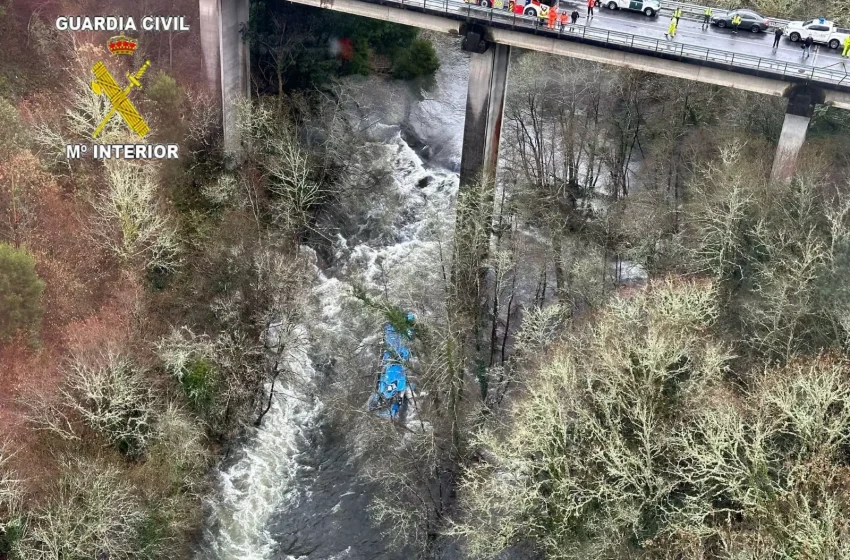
[503,0,793,26]
[656,0,789,26]
[379,0,850,87]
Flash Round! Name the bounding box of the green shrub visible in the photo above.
[346,38,371,76]
[0,243,45,341]
[145,71,182,114]
[391,38,439,80]
[157,328,230,428]
[135,506,170,560]
[181,357,218,414]
[0,517,24,560]
[0,97,23,155]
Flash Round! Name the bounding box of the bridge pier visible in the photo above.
[199,0,250,157]
[459,32,511,188]
[770,86,823,184]
[453,31,510,321]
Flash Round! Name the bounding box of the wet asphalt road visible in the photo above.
[388,0,850,75]
[558,4,849,71]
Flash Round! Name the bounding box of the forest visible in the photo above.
[0,0,849,558]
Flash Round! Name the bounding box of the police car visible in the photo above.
[603,0,660,17]
[785,18,850,49]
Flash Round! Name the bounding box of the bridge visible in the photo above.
[198,0,850,183]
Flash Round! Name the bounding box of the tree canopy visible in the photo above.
[455,279,850,559]
[0,243,44,341]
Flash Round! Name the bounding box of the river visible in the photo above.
[194,34,469,560]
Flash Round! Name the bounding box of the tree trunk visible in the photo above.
[553,229,566,301]
[254,361,281,427]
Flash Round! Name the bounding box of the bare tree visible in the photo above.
[17,457,148,560]
[90,159,180,272]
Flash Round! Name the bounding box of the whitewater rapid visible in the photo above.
[195,34,468,560]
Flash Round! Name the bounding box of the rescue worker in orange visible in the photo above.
[548,5,557,28]
[559,9,569,31]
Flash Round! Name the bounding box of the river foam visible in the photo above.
[196,34,467,560]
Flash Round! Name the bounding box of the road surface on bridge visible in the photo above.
[363,0,850,87]
[560,3,848,73]
[287,0,850,98]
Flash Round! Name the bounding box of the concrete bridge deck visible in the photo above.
[290,0,850,109]
[200,0,849,182]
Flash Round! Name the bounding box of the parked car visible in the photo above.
[604,0,660,17]
[711,9,769,33]
[785,18,850,49]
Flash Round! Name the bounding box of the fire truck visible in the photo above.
[513,0,557,17]
[470,0,557,18]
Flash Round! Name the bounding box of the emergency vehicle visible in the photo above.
[785,18,850,50]
[603,0,660,17]
[501,0,558,18]
[470,0,506,8]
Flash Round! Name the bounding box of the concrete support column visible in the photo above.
[453,35,510,326]
[199,0,250,157]
[459,41,511,188]
[770,87,821,184]
[770,113,810,183]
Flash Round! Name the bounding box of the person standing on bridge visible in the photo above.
[802,33,813,58]
[702,7,712,30]
[843,35,850,57]
[571,9,580,30]
[548,5,557,28]
[732,14,742,34]
[587,0,594,18]
[559,9,569,31]
[773,26,783,50]
[665,15,678,39]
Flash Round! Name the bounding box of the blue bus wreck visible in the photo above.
[367,313,416,420]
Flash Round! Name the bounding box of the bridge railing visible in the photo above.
[655,1,790,26]
[383,0,849,87]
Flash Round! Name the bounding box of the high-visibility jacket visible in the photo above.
[560,12,568,24]
[704,7,712,16]
[674,8,682,18]
[732,15,741,25]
